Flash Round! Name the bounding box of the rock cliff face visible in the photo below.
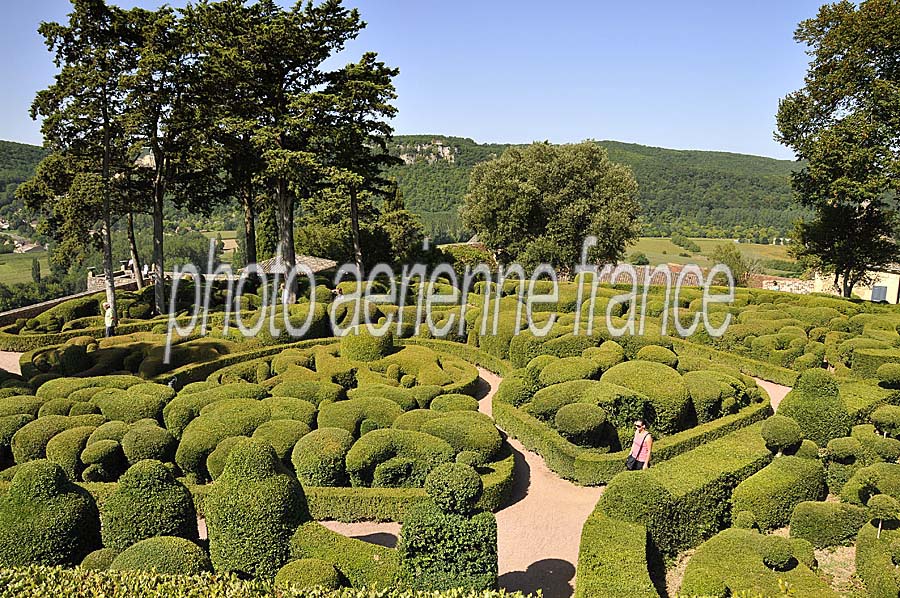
[397,140,458,165]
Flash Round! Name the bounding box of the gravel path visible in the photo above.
[752,377,792,412]
[323,368,604,598]
[0,351,22,376]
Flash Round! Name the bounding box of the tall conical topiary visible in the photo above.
[205,438,309,579]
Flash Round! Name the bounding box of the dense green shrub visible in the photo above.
[11,415,73,463]
[420,411,503,463]
[90,388,164,424]
[574,511,656,598]
[841,462,900,506]
[0,395,44,418]
[554,403,607,446]
[163,383,268,439]
[270,381,344,407]
[109,536,212,575]
[398,502,497,591]
[346,429,454,488]
[348,384,418,411]
[635,345,678,368]
[251,419,310,464]
[206,436,248,481]
[101,460,198,551]
[45,425,95,479]
[731,456,825,531]
[274,558,342,590]
[424,463,483,516]
[340,327,394,362]
[121,424,176,466]
[871,405,900,438]
[778,370,849,446]
[853,347,900,379]
[80,547,120,571]
[291,428,355,487]
[600,360,691,434]
[760,415,802,454]
[789,501,869,548]
[317,397,403,437]
[205,438,310,579]
[80,439,126,482]
[856,522,900,598]
[0,460,101,567]
[538,357,602,386]
[429,393,478,412]
[88,420,130,445]
[38,398,75,417]
[758,535,795,571]
[290,521,399,589]
[733,510,758,530]
[877,362,900,389]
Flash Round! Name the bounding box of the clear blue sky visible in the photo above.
[0,0,825,159]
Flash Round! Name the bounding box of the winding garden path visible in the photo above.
[0,351,21,376]
[752,377,791,412]
[323,368,604,598]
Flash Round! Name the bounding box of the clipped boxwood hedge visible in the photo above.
[730,456,826,531]
[789,501,869,548]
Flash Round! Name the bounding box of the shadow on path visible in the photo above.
[350,531,397,549]
[499,558,576,598]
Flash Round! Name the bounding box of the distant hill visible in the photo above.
[384,135,806,243]
[0,140,47,226]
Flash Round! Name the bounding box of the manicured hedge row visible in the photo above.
[574,512,656,598]
[0,566,530,597]
[840,381,898,423]
[852,347,900,379]
[303,450,514,522]
[670,339,799,386]
[597,422,772,556]
[856,522,900,598]
[730,456,826,531]
[157,338,340,386]
[789,501,869,548]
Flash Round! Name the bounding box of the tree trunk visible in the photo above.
[152,167,166,315]
[350,186,364,275]
[842,270,853,298]
[99,90,116,318]
[242,184,257,267]
[275,177,297,303]
[127,212,144,288]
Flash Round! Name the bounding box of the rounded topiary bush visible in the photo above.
[635,345,678,369]
[554,403,607,446]
[340,326,394,362]
[346,428,454,488]
[778,369,849,446]
[80,547,119,571]
[108,536,212,575]
[877,363,900,389]
[252,419,310,463]
[425,462,483,515]
[0,460,101,567]
[538,357,602,386]
[420,412,503,463]
[733,510,758,530]
[80,439,125,482]
[87,420,130,445]
[275,558,342,590]
[758,535,795,571]
[871,405,900,439]
[600,360,691,434]
[45,425,95,480]
[291,427,355,487]
[100,459,198,551]
[430,393,479,412]
[206,436,249,481]
[120,425,176,466]
[205,438,310,579]
[11,415,71,463]
[761,415,803,454]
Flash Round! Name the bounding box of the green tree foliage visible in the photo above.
[461,142,640,271]
[776,0,900,297]
[709,243,760,287]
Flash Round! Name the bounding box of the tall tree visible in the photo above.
[26,0,137,314]
[461,142,641,272]
[316,52,400,273]
[776,0,900,297]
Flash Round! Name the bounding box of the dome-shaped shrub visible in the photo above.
[538,357,602,387]
[100,459,198,551]
[45,425,95,479]
[877,363,900,389]
[206,436,249,481]
[430,393,479,412]
[346,429,454,488]
[109,536,211,575]
[733,510,758,530]
[291,428,355,487]
[601,361,691,434]
[778,369,849,446]
[420,411,503,463]
[316,397,403,437]
[827,436,862,462]
[11,415,71,463]
[87,420,129,445]
[205,438,310,579]
[121,424,177,465]
[425,462,483,515]
[0,460,100,566]
[761,415,803,454]
[758,535,795,571]
[252,419,310,463]
[275,558,342,590]
[554,403,607,446]
[340,326,393,362]
[80,547,119,571]
[871,405,900,439]
[635,345,678,369]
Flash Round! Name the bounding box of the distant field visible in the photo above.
[0,251,50,285]
[203,230,238,262]
[627,237,798,276]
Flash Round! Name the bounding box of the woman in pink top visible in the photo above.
[629,419,653,470]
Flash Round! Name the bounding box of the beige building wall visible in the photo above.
[814,270,900,304]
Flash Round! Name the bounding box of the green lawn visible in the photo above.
[627,237,798,276]
[0,251,50,285]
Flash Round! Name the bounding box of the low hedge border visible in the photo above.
[574,511,657,598]
[671,339,800,386]
[0,565,531,597]
[493,389,771,485]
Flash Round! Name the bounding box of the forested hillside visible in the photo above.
[0,140,47,227]
[384,136,805,243]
